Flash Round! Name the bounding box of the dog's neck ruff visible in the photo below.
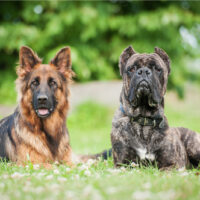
[120,104,163,128]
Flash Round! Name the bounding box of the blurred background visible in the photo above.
[0,1,200,153]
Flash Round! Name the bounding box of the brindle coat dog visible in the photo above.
[111,46,200,170]
[0,46,108,167]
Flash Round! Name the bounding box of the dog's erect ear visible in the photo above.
[119,46,136,76]
[19,46,41,72]
[154,47,170,75]
[50,47,71,73]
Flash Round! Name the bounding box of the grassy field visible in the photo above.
[0,95,200,200]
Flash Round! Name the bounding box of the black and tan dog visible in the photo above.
[0,46,109,167]
[0,46,75,167]
[111,46,200,170]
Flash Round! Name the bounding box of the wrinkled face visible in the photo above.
[17,46,73,119]
[119,46,170,108]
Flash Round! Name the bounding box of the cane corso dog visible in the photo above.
[111,46,200,170]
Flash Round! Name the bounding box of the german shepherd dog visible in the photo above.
[0,46,92,167]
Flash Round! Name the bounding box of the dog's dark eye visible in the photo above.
[31,80,39,87]
[154,66,161,73]
[129,68,135,73]
[127,66,135,76]
[49,79,57,88]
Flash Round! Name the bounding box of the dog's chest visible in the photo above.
[135,147,155,161]
[129,123,159,161]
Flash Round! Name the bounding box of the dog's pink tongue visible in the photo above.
[38,109,49,115]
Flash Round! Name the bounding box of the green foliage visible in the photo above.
[0,1,200,100]
[0,71,16,104]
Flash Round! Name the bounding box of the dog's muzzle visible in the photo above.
[136,80,150,98]
[34,94,54,118]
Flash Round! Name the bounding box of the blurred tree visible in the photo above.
[0,0,200,103]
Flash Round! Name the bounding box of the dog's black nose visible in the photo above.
[137,67,152,77]
[37,94,48,104]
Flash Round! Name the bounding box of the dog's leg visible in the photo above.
[58,147,74,167]
[112,143,131,167]
[111,131,135,167]
[178,127,200,167]
[111,115,138,167]
[156,132,188,170]
[15,142,57,168]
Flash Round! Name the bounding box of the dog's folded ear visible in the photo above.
[19,46,41,72]
[119,46,136,76]
[50,47,72,73]
[154,47,170,75]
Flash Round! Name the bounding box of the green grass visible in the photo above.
[68,102,112,154]
[1,161,200,200]
[166,105,200,132]
[165,89,200,133]
[0,99,200,200]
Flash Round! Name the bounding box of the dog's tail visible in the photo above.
[95,148,112,160]
[76,149,112,163]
